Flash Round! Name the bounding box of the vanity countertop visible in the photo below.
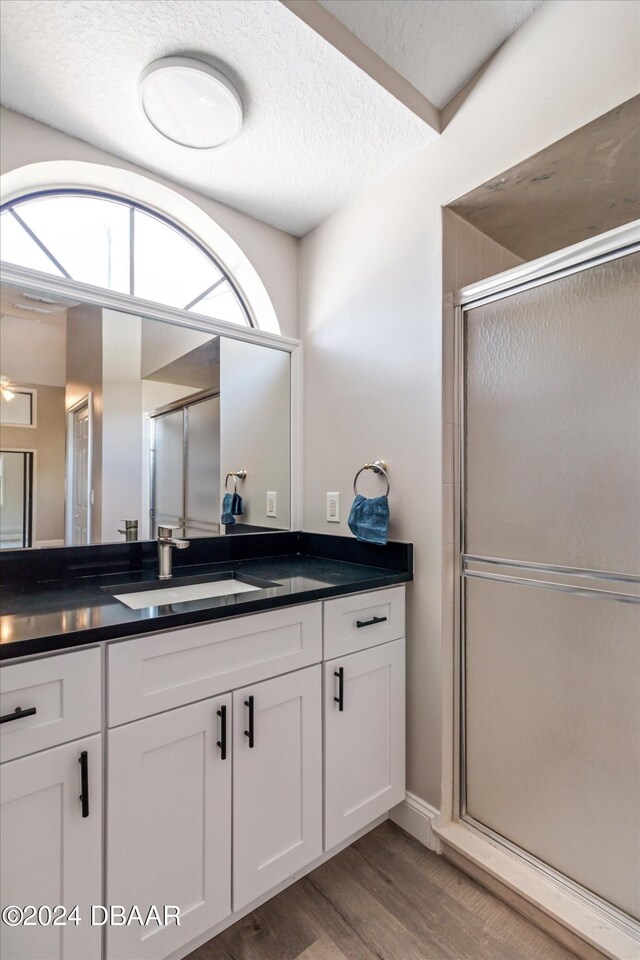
[0,532,412,660]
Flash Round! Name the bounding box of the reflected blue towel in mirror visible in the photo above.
[347,494,389,545]
[221,492,243,526]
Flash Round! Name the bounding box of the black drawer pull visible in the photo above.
[334,667,344,712]
[0,706,37,724]
[244,695,255,748]
[356,615,387,629]
[79,751,89,818]
[216,704,227,760]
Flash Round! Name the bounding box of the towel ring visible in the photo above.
[225,469,247,494]
[353,460,390,497]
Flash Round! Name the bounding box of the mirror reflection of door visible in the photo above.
[66,397,92,545]
[0,450,34,549]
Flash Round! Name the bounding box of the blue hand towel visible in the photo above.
[221,492,244,526]
[348,494,389,545]
[221,492,236,525]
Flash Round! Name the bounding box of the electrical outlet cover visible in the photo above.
[326,492,340,522]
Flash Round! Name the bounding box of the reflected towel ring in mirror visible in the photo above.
[225,469,247,494]
[353,460,390,497]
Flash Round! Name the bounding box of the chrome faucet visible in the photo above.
[157,525,190,580]
[118,519,139,542]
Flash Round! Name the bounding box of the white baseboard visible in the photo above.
[390,792,442,853]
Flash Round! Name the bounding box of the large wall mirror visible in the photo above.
[0,275,293,549]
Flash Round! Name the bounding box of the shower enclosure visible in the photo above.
[150,391,220,539]
[457,225,640,929]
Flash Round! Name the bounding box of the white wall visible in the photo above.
[101,310,143,542]
[140,320,212,379]
[299,0,640,809]
[0,106,299,339]
[220,339,291,530]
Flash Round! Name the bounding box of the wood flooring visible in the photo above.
[186,822,579,960]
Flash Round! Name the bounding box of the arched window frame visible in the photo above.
[0,161,301,529]
[1,187,254,327]
[0,160,282,335]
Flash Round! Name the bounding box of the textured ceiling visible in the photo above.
[449,96,640,260]
[0,0,436,236]
[318,0,543,109]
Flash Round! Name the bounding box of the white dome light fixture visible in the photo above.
[139,57,243,149]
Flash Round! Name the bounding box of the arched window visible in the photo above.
[0,190,252,327]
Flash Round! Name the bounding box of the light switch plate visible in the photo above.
[266,491,277,517]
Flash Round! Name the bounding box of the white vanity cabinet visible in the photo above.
[1,583,406,960]
[106,694,232,960]
[323,638,406,849]
[0,649,103,960]
[232,665,322,910]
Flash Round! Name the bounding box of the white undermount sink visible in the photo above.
[112,577,270,610]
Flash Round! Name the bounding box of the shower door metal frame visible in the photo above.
[454,220,640,933]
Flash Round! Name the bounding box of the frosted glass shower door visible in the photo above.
[184,395,220,537]
[151,396,221,538]
[462,251,640,921]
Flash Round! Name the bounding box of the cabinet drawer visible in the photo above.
[108,603,323,726]
[323,586,405,659]
[0,648,102,763]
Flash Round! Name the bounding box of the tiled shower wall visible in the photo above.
[440,208,524,804]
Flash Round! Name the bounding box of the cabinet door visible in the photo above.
[324,638,405,850]
[233,666,322,910]
[0,735,102,960]
[106,695,231,960]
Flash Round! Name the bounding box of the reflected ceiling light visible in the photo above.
[0,377,16,401]
[139,57,243,149]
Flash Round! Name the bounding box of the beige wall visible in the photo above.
[0,383,66,544]
[0,314,66,387]
[0,106,298,340]
[299,0,640,810]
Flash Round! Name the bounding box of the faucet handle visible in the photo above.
[157,525,190,547]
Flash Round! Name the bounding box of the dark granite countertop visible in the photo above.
[0,532,412,660]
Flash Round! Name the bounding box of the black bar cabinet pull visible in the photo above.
[244,695,255,748]
[79,751,89,818]
[356,615,387,629]
[334,667,344,712]
[0,706,37,725]
[216,704,227,760]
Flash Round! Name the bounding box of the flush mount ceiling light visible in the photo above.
[139,56,243,149]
